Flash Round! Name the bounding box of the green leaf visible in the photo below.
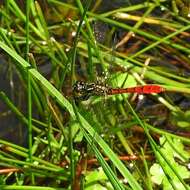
[150,136,190,190]
[85,168,113,190]
[150,163,164,185]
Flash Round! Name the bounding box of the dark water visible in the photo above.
[0,58,27,146]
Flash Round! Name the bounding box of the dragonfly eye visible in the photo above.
[73,81,89,101]
[73,81,85,92]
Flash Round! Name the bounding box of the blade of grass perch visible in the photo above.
[73,104,125,190]
[25,0,34,184]
[0,33,143,190]
[69,0,93,186]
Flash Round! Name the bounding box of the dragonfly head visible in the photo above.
[73,81,86,92]
[72,81,91,101]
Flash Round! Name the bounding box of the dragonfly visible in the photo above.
[73,81,165,101]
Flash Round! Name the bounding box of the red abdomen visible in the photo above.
[108,85,164,95]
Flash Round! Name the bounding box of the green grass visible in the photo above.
[0,0,190,190]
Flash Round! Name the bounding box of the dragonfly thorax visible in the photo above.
[73,81,109,100]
